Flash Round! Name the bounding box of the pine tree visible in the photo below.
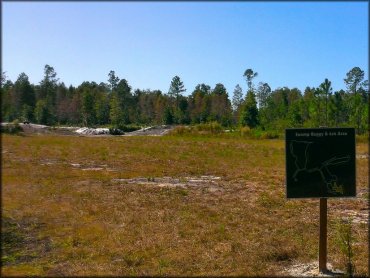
[239,90,258,128]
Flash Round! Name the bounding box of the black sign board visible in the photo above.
[286,128,356,198]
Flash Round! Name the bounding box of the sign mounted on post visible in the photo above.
[286,128,356,198]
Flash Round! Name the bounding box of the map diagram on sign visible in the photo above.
[289,140,350,195]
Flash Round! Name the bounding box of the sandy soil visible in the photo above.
[283,261,345,277]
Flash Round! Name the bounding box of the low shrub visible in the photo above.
[240,126,252,137]
[260,130,280,139]
[168,126,191,136]
[110,124,141,132]
[109,128,124,135]
[119,124,141,132]
[194,122,223,134]
[1,120,23,134]
[169,122,224,136]
[109,124,142,135]
[334,218,356,276]
[239,127,281,139]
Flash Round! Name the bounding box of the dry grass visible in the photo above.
[1,134,368,276]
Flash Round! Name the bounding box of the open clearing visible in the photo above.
[1,133,368,276]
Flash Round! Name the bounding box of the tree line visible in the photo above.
[1,65,368,134]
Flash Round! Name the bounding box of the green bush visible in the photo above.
[109,124,141,135]
[1,120,23,134]
[239,127,280,139]
[119,124,141,132]
[168,126,191,136]
[194,122,223,134]
[169,122,224,136]
[109,128,124,135]
[240,126,252,137]
[260,130,280,139]
[169,124,282,139]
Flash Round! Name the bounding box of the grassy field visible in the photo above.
[1,133,368,276]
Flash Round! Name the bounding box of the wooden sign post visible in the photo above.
[285,128,356,273]
[319,198,327,273]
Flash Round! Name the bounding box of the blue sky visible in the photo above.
[2,1,368,95]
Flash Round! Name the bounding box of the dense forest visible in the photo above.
[1,66,368,134]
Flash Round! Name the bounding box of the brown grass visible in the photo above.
[1,134,368,276]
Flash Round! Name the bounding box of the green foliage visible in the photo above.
[169,122,224,136]
[94,92,110,125]
[195,121,223,133]
[256,82,271,109]
[109,94,123,126]
[110,124,141,132]
[108,70,119,92]
[108,128,124,135]
[1,65,368,135]
[243,68,258,91]
[14,73,35,113]
[81,88,96,126]
[109,123,141,135]
[344,67,365,94]
[34,100,50,124]
[239,90,258,128]
[163,107,174,125]
[2,217,25,264]
[232,84,243,112]
[21,104,34,122]
[1,120,23,134]
[168,76,186,100]
[239,126,280,139]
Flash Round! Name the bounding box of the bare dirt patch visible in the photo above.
[112,175,223,192]
[70,163,116,172]
[356,154,369,159]
[283,262,344,277]
[336,209,368,224]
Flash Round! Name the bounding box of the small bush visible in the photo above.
[334,218,356,276]
[240,126,252,137]
[168,126,191,136]
[194,122,223,134]
[169,122,224,136]
[1,120,23,134]
[239,127,280,139]
[260,130,280,139]
[110,124,141,132]
[109,124,142,135]
[109,128,124,135]
[120,124,141,132]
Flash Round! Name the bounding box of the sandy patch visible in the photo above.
[283,262,344,277]
[338,209,368,224]
[70,163,116,172]
[112,175,223,191]
[356,154,369,159]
